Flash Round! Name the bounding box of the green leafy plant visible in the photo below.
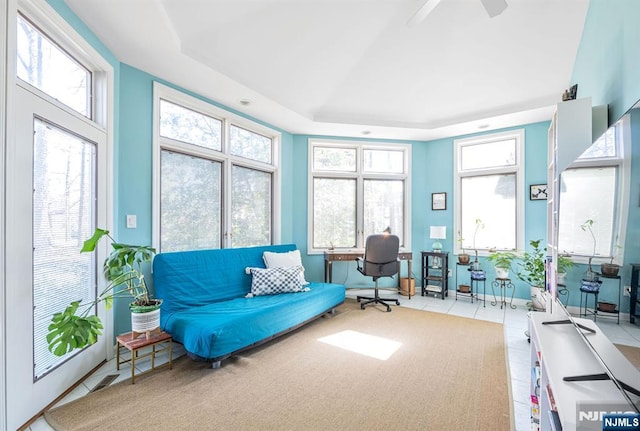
[557,253,574,274]
[516,239,546,288]
[488,250,517,278]
[487,251,517,269]
[47,228,157,356]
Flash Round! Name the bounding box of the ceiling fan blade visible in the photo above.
[406,0,443,27]
[480,0,508,18]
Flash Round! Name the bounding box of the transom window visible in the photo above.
[16,14,92,118]
[153,83,280,252]
[308,140,410,253]
[159,99,222,151]
[454,130,524,254]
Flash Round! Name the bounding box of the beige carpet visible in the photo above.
[616,344,640,370]
[45,300,512,430]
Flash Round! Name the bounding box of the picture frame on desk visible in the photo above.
[431,192,446,210]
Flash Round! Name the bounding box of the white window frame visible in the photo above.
[454,129,525,255]
[559,118,630,266]
[307,139,412,254]
[152,82,282,251]
[4,0,114,427]
[0,1,8,429]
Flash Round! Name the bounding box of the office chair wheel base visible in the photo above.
[395,300,400,305]
[361,304,366,310]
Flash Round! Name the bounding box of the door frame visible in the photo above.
[2,0,114,428]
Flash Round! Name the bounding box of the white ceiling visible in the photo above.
[63,0,590,141]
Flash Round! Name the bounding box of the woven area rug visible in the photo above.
[45,300,512,430]
[616,343,640,370]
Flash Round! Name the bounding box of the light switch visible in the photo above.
[126,214,137,229]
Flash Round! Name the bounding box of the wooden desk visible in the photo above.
[323,250,413,298]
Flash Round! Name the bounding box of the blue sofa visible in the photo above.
[152,244,345,364]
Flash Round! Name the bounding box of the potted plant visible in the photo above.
[516,239,546,311]
[601,256,621,277]
[47,228,160,356]
[556,253,574,285]
[470,218,484,270]
[601,243,622,277]
[580,219,599,281]
[457,230,470,264]
[488,250,517,279]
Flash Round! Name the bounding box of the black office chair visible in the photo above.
[356,234,401,312]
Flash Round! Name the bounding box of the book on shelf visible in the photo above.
[531,364,541,387]
[546,383,557,411]
[531,406,540,422]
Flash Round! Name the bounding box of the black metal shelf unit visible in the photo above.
[630,264,640,325]
[421,251,448,300]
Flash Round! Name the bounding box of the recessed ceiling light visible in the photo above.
[362,130,371,135]
[240,99,251,106]
[478,124,490,129]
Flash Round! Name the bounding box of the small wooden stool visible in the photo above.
[116,331,173,384]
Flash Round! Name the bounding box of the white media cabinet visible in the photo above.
[529,312,640,430]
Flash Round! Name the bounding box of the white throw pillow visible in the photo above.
[263,250,309,285]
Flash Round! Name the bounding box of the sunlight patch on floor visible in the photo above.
[318,330,402,360]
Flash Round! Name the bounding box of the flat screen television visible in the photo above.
[543,297,640,414]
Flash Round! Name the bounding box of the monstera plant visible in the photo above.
[47,228,158,356]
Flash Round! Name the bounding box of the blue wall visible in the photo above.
[572,0,640,125]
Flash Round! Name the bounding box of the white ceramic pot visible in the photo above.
[557,272,566,285]
[131,308,160,335]
[530,286,547,311]
[495,266,509,279]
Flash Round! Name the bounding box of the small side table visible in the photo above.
[421,251,449,300]
[579,279,602,321]
[455,262,472,302]
[117,331,173,384]
[470,269,487,307]
[491,278,516,309]
[580,275,620,324]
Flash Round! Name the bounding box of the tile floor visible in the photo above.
[29,288,640,431]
